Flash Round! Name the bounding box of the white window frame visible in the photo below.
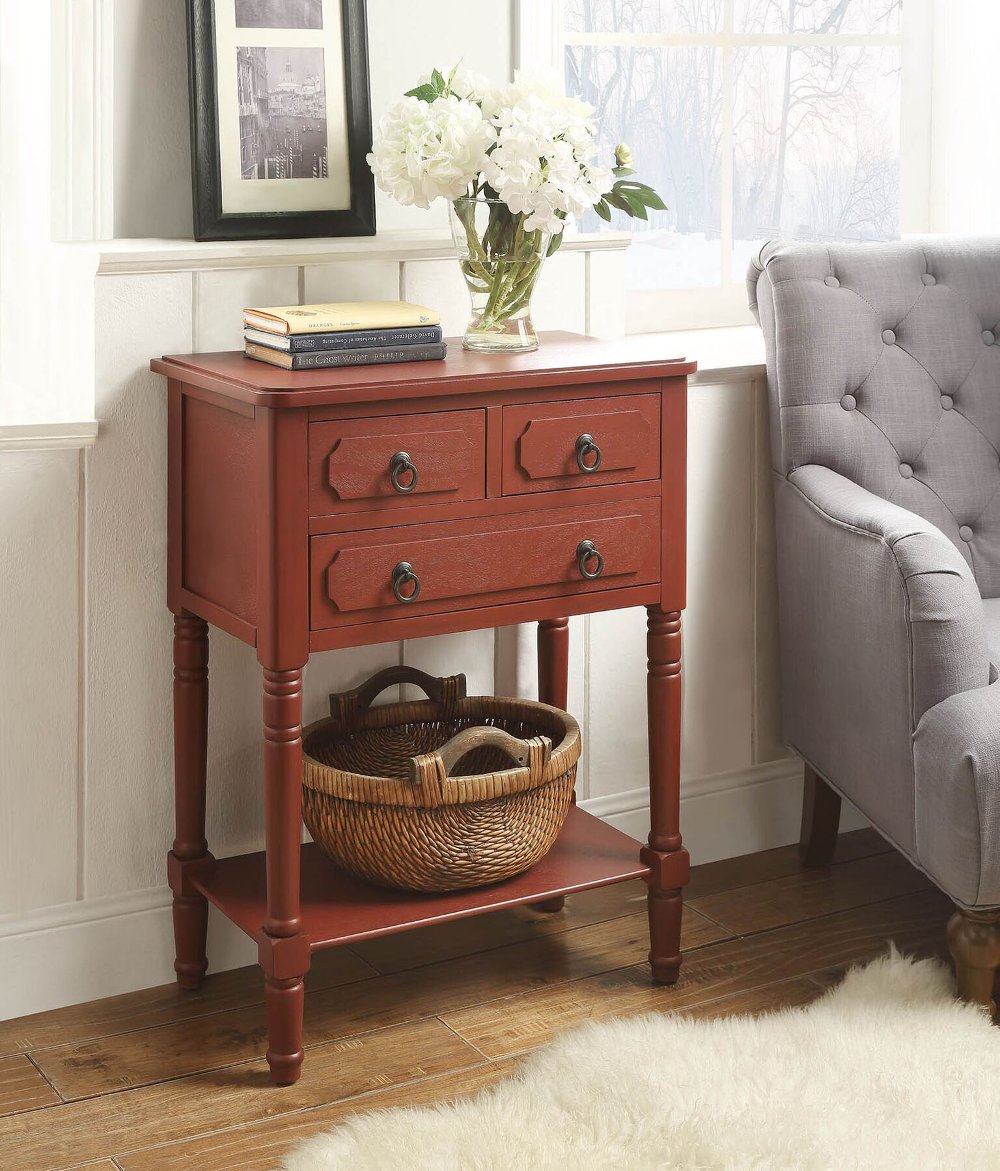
[516,0,934,333]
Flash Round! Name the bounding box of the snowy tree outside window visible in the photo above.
[560,0,905,318]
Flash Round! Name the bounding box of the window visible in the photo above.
[518,0,932,331]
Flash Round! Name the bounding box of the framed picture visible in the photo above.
[187,0,375,240]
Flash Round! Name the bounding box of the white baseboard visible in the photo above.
[0,758,867,1021]
[582,757,868,865]
[0,891,258,1021]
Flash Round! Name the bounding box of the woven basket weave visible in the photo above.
[301,665,581,893]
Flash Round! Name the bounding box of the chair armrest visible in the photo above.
[787,464,989,724]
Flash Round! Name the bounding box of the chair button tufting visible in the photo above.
[824,276,840,287]
[960,525,974,542]
[921,273,936,285]
[983,330,995,346]
[941,394,954,410]
[898,463,913,478]
[882,329,896,345]
[840,394,857,411]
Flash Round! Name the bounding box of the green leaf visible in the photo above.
[625,195,648,220]
[404,83,439,103]
[546,232,565,257]
[612,166,635,178]
[615,180,667,212]
[431,68,447,93]
[594,199,612,222]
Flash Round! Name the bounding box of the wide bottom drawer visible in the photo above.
[311,499,661,629]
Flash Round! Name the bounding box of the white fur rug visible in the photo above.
[282,951,1000,1171]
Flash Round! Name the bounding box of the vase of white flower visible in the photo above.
[367,66,665,353]
[448,196,551,352]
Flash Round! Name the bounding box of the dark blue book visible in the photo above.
[244,325,444,353]
[245,341,448,370]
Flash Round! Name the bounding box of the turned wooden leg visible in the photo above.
[537,617,569,709]
[947,907,1000,1017]
[261,666,310,1085]
[169,613,214,990]
[533,617,571,914]
[800,764,841,868]
[642,607,690,984]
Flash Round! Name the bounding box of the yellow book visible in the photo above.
[243,300,441,335]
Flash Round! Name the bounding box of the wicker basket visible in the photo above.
[301,665,581,893]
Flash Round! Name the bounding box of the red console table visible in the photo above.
[151,332,694,1085]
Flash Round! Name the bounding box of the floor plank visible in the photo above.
[442,889,951,1057]
[0,946,376,1059]
[689,849,934,936]
[113,975,833,1170]
[116,1060,520,1171]
[685,827,889,900]
[0,1018,479,1171]
[36,908,726,1100]
[0,1055,59,1115]
[352,878,650,974]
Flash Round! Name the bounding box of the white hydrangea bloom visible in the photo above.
[366,95,495,208]
[483,74,614,234]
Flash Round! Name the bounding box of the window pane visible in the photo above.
[564,0,724,36]
[732,44,900,278]
[734,0,901,35]
[567,45,722,288]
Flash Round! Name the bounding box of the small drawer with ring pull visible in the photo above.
[501,390,661,496]
[309,499,661,628]
[307,409,487,516]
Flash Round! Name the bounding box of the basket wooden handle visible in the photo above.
[436,726,552,777]
[331,665,468,720]
[406,727,553,807]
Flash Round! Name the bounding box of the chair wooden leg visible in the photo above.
[799,764,841,868]
[947,907,1000,1017]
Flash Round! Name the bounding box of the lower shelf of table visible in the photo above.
[193,805,649,951]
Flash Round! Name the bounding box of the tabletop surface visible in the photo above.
[151,332,698,408]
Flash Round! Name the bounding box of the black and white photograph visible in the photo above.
[237,47,328,180]
[187,0,374,239]
[235,0,323,29]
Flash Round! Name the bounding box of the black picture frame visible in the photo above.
[186,0,375,241]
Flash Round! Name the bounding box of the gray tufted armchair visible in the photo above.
[748,238,1000,1011]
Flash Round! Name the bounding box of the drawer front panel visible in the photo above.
[309,410,486,515]
[311,499,660,628]
[502,392,660,495]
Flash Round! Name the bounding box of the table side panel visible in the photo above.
[177,389,258,631]
[660,375,688,610]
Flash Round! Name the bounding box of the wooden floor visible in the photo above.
[0,829,954,1170]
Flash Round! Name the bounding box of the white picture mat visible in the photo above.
[214,4,352,214]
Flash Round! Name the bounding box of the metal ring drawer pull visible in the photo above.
[575,433,603,473]
[576,540,605,580]
[389,451,419,494]
[391,561,421,604]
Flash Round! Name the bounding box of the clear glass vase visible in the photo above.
[448,197,555,354]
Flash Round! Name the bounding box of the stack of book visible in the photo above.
[243,301,447,370]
